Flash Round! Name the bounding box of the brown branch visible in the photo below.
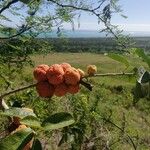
[0,0,19,14]
[0,83,37,99]
[0,72,135,98]
[0,26,31,40]
[85,72,134,78]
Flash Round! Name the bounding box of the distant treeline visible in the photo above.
[44,37,150,53]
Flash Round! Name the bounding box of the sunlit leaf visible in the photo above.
[42,112,75,130]
[108,53,129,68]
[20,116,41,128]
[0,107,36,119]
[0,128,34,150]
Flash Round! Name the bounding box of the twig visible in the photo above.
[0,0,19,14]
[102,117,137,150]
[84,72,134,78]
[48,0,128,50]
[0,83,37,99]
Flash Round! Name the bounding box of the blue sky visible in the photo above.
[1,0,150,32]
[63,0,150,31]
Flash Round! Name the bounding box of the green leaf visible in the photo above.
[42,112,75,130]
[20,116,41,128]
[0,128,34,150]
[135,48,150,68]
[108,53,129,68]
[0,108,36,119]
[31,138,42,150]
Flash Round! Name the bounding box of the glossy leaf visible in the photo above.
[108,53,129,68]
[0,128,34,150]
[20,116,41,128]
[31,138,42,150]
[0,108,36,119]
[42,112,75,130]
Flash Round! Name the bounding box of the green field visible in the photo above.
[1,53,150,150]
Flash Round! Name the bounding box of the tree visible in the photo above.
[0,0,123,39]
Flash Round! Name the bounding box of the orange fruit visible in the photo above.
[33,64,49,81]
[54,83,68,97]
[64,67,80,85]
[46,64,64,85]
[68,84,80,94]
[36,81,54,98]
[60,63,71,71]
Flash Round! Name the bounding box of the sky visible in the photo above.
[63,0,150,32]
[1,0,150,32]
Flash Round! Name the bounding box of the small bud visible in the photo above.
[87,65,97,76]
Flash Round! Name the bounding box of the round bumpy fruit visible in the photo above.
[54,83,68,97]
[68,84,80,94]
[36,81,54,98]
[60,63,71,71]
[87,65,97,75]
[46,64,64,85]
[33,64,49,82]
[64,67,81,85]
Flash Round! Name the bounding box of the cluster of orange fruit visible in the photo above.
[33,63,97,98]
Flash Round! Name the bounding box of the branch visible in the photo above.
[85,72,134,78]
[0,72,135,98]
[0,26,31,40]
[0,0,19,14]
[48,0,128,49]
[102,117,137,150]
[0,83,37,99]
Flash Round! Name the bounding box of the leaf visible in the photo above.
[42,112,75,130]
[138,71,150,83]
[31,138,42,150]
[0,128,34,150]
[135,48,150,68]
[0,108,36,119]
[108,53,129,68]
[20,116,41,128]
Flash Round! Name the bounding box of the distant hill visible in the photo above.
[38,30,150,38]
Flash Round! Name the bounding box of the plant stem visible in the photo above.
[0,72,135,99]
[0,83,37,99]
[84,72,134,78]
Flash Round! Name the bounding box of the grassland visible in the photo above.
[1,53,150,150]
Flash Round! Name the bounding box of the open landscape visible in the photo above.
[0,0,150,150]
[0,52,150,149]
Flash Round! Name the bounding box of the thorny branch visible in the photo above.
[0,72,134,100]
